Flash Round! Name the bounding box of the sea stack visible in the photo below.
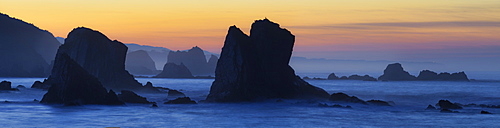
[154,63,194,78]
[206,19,330,102]
[40,53,124,105]
[48,27,143,90]
[125,50,158,75]
[378,63,416,81]
[167,46,215,76]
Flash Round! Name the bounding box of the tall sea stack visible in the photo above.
[167,46,215,76]
[378,63,417,81]
[206,19,329,102]
[48,27,143,90]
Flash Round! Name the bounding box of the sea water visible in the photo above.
[1,77,500,127]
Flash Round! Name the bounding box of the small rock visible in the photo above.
[164,97,197,104]
[426,105,437,110]
[438,100,463,109]
[367,100,392,106]
[481,110,492,114]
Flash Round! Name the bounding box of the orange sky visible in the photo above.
[1,0,499,59]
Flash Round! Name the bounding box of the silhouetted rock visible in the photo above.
[207,54,218,74]
[378,63,416,81]
[167,90,186,99]
[125,43,171,70]
[154,63,194,78]
[164,97,197,104]
[367,100,392,106]
[481,110,492,114]
[417,70,469,81]
[437,100,463,109]
[40,53,124,105]
[348,75,377,81]
[0,13,61,77]
[426,105,437,110]
[144,82,154,88]
[339,76,348,80]
[0,81,18,91]
[327,73,339,80]
[117,90,151,104]
[16,85,26,89]
[206,19,330,102]
[30,80,51,89]
[46,27,146,91]
[329,92,367,104]
[125,50,158,75]
[168,46,214,76]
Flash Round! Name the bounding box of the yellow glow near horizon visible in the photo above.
[1,0,499,54]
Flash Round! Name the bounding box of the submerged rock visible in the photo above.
[481,110,492,114]
[206,19,329,102]
[366,100,392,106]
[154,63,194,78]
[426,105,437,110]
[378,63,416,81]
[164,97,197,104]
[329,92,367,104]
[437,100,463,109]
[40,53,124,105]
[117,90,151,104]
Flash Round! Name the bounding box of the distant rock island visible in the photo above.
[167,46,218,76]
[0,13,61,77]
[378,63,469,81]
[378,63,417,81]
[154,63,194,78]
[42,27,154,92]
[125,50,159,75]
[206,19,330,102]
[40,53,124,105]
[327,73,377,81]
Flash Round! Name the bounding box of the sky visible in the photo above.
[1,0,500,70]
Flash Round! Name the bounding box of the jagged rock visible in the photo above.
[117,90,151,104]
[0,81,18,91]
[168,46,213,76]
[481,110,492,114]
[167,90,187,100]
[329,92,367,104]
[40,53,124,105]
[378,63,416,81]
[366,100,392,106]
[144,82,154,88]
[30,80,51,89]
[347,75,377,81]
[164,97,197,104]
[437,100,463,109]
[417,70,469,81]
[45,27,146,91]
[0,13,61,77]
[154,63,194,78]
[206,19,330,102]
[426,105,437,110]
[125,50,158,75]
[327,73,339,80]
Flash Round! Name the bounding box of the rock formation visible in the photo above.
[329,93,367,104]
[206,19,330,102]
[40,53,124,105]
[327,73,339,80]
[327,73,376,81]
[167,46,216,76]
[378,63,417,81]
[125,50,158,75]
[416,70,469,81]
[0,13,61,77]
[125,43,171,70]
[206,55,218,75]
[167,90,187,99]
[30,80,51,90]
[154,63,194,78]
[164,97,197,104]
[117,90,152,104]
[437,100,463,109]
[0,81,18,91]
[47,27,144,91]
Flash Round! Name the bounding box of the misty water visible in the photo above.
[1,77,500,127]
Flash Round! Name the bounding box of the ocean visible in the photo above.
[1,77,500,127]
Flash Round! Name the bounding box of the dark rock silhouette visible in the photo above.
[366,100,392,106]
[426,105,437,110]
[206,19,330,102]
[329,93,367,104]
[164,97,197,104]
[168,46,215,76]
[125,50,158,75]
[40,53,124,105]
[0,13,61,77]
[30,80,51,90]
[207,54,218,75]
[378,63,417,81]
[417,70,469,81]
[117,90,151,104]
[481,110,492,114]
[167,90,187,99]
[125,43,171,70]
[154,63,194,78]
[437,100,463,109]
[0,81,18,91]
[327,73,339,80]
[16,85,26,89]
[47,27,145,91]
